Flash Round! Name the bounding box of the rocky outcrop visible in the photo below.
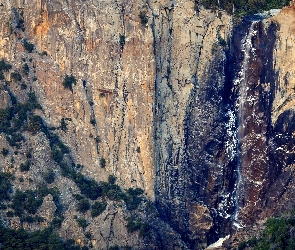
[2,0,295,249]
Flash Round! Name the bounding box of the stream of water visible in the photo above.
[232,20,259,227]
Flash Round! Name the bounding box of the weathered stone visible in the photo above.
[1,0,295,249]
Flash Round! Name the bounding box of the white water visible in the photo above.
[206,235,230,249]
[232,21,259,226]
[225,109,238,161]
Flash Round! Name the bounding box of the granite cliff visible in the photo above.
[1,0,295,249]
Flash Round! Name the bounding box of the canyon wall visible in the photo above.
[1,0,295,249]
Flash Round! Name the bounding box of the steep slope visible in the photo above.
[1,0,295,249]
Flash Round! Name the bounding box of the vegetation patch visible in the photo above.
[1,148,8,157]
[0,91,42,147]
[238,213,295,250]
[119,34,125,45]
[0,173,13,201]
[19,160,30,172]
[22,215,45,223]
[100,157,106,168]
[62,74,77,92]
[11,71,22,81]
[139,11,148,25]
[51,216,64,229]
[22,63,29,75]
[200,0,290,16]
[126,217,150,237]
[0,226,83,250]
[76,217,88,229]
[23,40,34,53]
[76,198,90,213]
[60,118,68,131]
[91,201,107,217]
[44,169,55,184]
[0,59,12,72]
[71,172,102,200]
[11,185,60,216]
[99,177,144,210]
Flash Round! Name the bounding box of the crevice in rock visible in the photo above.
[82,79,100,156]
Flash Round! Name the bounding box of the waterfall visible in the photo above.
[232,20,259,228]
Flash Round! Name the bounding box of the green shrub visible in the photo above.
[218,36,226,47]
[22,63,29,75]
[0,108,11,133]
[62,74,77,92]
[26,149,32,159]
[126,217,149,237]
[0,59,12,72]
[22,215,34,223]
[122,246,132,250]
[0,91,41,141]
[27,92,41,109]
[11,71,22,81]
[127,188,144,196]
[57,140,69,154]
[6,210,14,217]
[59,162,71,177]
[108,175,116,185]
[239,213,295,250]
[36,185,60,204]
[71,172,102,200]
[0,225,81,250]
[11,186,60,216]
[100,181,126,201]
[77,198,90,213]
[100,157,106,168]
[95,136,101,143]
[60,118,67,131]
[99,180,143,208]
[6,132,24,147]
[28,115,44,134]
[139,223,150,237]
[125,195,142,210]
[139,11,148,25]
[124,188,144,210]
[44,169,55,184]
[126,217,141,232]
[91,201,107,217]
[16,15,25,31]
[84,232,91,239]
[51,146,63,163]
[73,193,84,201]
[119,34,125,45]
[1,148,8,157]
[0,203,7,210]
[107,189,125,201]
[23,40,34,53]
[11,190,40,216]
[51,216,64,228]
[109,246,119,250]
[90,118,96,126]
[200,0,289,16]
[21,83,27,89]
[20,160,30,172]
[76,218,88,229]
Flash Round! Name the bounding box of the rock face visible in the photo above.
[1,0,295,249]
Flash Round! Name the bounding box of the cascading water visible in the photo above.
[232,20,259,228]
